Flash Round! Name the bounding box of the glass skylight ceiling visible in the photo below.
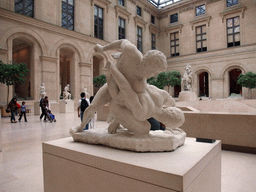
[147,0,183,8]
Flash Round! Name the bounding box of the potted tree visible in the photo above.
[0,61,29,116]
[237,71,256,99]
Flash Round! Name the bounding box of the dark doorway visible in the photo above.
[12,39,31,99]
[199,72,209,97]
[93,56,100,95]
[229,69,242,95]
[174,85,181,97]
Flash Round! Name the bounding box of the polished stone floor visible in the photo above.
[0,112,255,192]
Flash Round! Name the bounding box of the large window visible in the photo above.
[151,15,155,24]
[196,5,205,16]
[170,32,179,57]
[15,0,34,17]
[151,33,156,50]
[196,25,207,52]
[137,27,143,52]
[118,0,125,6]
[94,5,104,40]
[227,17,240,47]
[118,17,125,40]
[170,13,178,24]
[137,6,142,16]
[62,0,74,30]
[227,0,238,7]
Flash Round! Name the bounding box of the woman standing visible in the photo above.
[7,97,18,123]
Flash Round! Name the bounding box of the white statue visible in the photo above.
[70,40,186,152]
[63,84,71,100]
[181,64,193,91]
[40,83,47,98]
[83,85,90,98]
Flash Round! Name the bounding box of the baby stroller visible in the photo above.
[47,109,56,122]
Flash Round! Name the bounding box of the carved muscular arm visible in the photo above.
[105,62,151,121]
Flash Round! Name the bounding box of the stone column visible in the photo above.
[40,56,58,101]
[79,62,93,97]
[211,78,224,99]
[0,48,9,105]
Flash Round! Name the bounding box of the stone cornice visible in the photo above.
[149,24,160,34]
[163,23,183,36]
[0,8,107,46]
[79,62,92,67]
[114,5,132,23]
[189,15,212,30]
[0,48,8,54]
[219,5,246,23]
[91,0,111,13]
[134,16,147,29]
[40,56,58,62]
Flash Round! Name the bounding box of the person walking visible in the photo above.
[18,101,27,122]
[78,92,90,130]
[7,97,18,123]
[40,96,49,121]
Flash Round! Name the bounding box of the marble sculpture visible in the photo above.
[40,83,46,98]
[181,64,193,91]
[63,84,71,100]
[70,40,186,152]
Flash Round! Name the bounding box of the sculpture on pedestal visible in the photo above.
[63,84,71,100]
[70,40,186,152]
[181,65,193,91]
[40,83,47,98]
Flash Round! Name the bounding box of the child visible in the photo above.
[19,101,27,122]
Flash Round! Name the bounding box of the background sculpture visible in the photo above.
[63,84,71,100]
[181,65,193,91]
[40,83,46,98]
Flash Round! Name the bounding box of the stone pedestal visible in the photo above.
[43,137,221,192]
[178,91,197,101]
[59,100,74,113]
[34,101,41,115]
[0,110,2,152]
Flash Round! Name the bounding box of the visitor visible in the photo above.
[18,101,27,122]
[78,92,90,130]
[7,97,18,123]
[89,96,95,129]
[40,96,49,121]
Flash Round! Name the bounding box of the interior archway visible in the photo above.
[198,72,209,97]
[229,69,242,95]
[59,48,74,99]
[12,38,32,100]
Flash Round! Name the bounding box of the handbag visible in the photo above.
[5,108,10,113]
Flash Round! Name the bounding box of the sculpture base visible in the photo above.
[178,91,197,101]
[43,137,221,192]
[59,100,74,113]
[34,101,41,115]
[70,128,186,152]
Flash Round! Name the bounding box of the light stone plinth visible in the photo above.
[34,101,41,115]
[43,137,221,192]
[178,91,197,102]
[70,128,186,152]
[59,100,74,113]
[0,110,2,152]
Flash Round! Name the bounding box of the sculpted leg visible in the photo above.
[110,105,151,135]
[154,107,185,130]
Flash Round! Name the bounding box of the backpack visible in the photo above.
[80,98,89,112]
[39,98,43,107]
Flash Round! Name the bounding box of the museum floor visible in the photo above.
[0,112,255,192]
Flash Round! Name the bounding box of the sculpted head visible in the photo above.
[140,50,167,79]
